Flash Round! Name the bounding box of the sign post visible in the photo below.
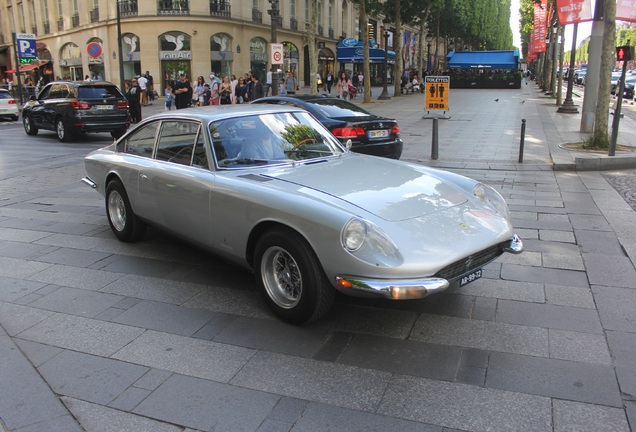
[422,75,451,160]
[12,33,36,105]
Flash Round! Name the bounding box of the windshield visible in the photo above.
[210,112,345,169]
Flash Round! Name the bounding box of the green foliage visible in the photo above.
[280,124,319,145]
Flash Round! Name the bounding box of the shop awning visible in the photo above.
[446,50,520,69]
[5,62,47,73]
[337,47,396,64]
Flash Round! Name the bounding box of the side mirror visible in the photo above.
[345,139,352,151]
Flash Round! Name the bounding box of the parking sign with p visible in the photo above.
[16,33,37,59]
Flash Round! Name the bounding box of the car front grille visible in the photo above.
[435,242,506,281]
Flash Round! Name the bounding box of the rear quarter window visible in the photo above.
[78,86,123,99]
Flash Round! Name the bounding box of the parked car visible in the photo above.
[22,81,130,142]
[574,69,587,85]
[251,95,403,159]
[0,88,19,121]
[83,105,523,324]
[611,71,623,94]
[622,75,636,99]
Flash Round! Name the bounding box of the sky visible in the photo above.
[509,0,593,53]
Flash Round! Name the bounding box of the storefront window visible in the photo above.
[210,33,233,78]
[249,37,268,81]
[121,33,141,80]
[59,43,82,81]
[160,32,192,91]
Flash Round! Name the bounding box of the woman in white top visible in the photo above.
[230,74,238,103]
[337,72,352,100]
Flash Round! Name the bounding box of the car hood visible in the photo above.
[262,156,470,221]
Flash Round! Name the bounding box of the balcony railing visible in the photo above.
[209,0,230,17]
[57,17,63,31]
[119,0,138,17]
[31,25,37,35]
[252,8,262,23]
[318,25,323,36]
[328,27,334,39]
[43,20,50,34]
[71,13,79,27]
[90,7,99,23]
[158,0,190,15]
[290,17,297,31]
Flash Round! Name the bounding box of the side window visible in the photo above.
[37,85,51,100]
[123,121,158,157]
[155,121,200,166]
[48,84,65,99]
[193,129,209,168]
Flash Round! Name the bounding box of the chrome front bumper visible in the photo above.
[81,176,98,189]
[336,234,524,300]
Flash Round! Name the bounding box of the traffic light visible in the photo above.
[616,45,634,62]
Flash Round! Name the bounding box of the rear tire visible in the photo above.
[56,118,74,142]
[254,227,334,324]
[23,114,38,135]
[105,179,146,242]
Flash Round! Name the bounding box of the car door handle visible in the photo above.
[139,174,148,180]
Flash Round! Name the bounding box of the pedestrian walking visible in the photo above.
[137,74,148,106]
[125,79,142,122]
[164,82,174,110]
[337,71,352,101]
[173,73,192,109]
[285,72,297,95]
[325,71,333,94]
[251,75,264,101]
[144,71,155,104]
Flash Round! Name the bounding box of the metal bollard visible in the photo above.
[518,118,526,163]
[431,118,439,160]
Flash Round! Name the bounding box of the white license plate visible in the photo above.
[459,269,482,287]
[96,105,114,110]
[368,129,389,138]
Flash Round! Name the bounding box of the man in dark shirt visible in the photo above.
[173,73,192,109]
[250,75,264,101]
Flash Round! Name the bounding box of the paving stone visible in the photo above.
[0,276,47,302]
[110,300,216,337]
[584,254,636,288]
[521,238,581,255]
[500,263,589,287]
[312,331,354,362]
[107,387,152,411]
[378,374,551,432]
[112,330,255,383]
[62,397,183,432]
[0,241,58,260]
[38,350,148,405]
[98,255,187,278]
[0,256,53,279]
[626,402,636,432]
[548,329,612,365]
[14,339,64,368]
[35,247,112,268]
[552,399,630,432]
[0,335,77,431]
[336,334,462,381]
[0,227,53,242]
[183,286,274,319]
[545,284,595,309]
[410,314,548,357]
[230,351,391,412]
[214,316,331,357]
[376,292,473,320]
[133,369,173,392]
[592,285,636,332]
[134,374,279,431]
[293,401,440,432]
[470,295,497,321]
[100,274,206,305]
[495,299,603,334]
[539,229,576,243]
[27,264,124,291]
[542,253,585,270]
[0,302,55,336]
[267,397,308,423]
[29,286,123,317]
[486,352,622,407]
[497,250,542,265]
[191,312,238,340]
[17,313,144,356]
[575,229,627,256]
[606,330,636,399]
[568,214,612,231]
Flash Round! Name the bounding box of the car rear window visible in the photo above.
[309,99,373,119]
[0,91,12,99]
[78,86,123,99]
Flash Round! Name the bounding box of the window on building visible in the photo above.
[290,0,295,18]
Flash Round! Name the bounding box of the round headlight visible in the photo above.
[342,218,367,251]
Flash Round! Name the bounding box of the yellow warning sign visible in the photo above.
[424,76,450,111]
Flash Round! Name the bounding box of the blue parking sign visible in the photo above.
[16,33,36,59]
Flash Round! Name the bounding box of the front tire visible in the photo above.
[254,227,334,324]
[105,179,146,242]
[56,118,73,142]
[23,114,38,135]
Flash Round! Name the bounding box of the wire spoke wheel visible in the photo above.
[261,246,302,309]
[107,190,127,232]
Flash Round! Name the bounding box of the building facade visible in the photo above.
[0,0,419,92]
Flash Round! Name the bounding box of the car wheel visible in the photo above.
[23,114,38,135]
[105,179,147,242]
[56,118,74,142]
[254,227,334,324]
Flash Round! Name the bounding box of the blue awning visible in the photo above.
[337,47,396,64]
[446,50,520,69]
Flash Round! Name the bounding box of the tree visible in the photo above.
[308,0,318,95]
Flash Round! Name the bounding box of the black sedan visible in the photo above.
[252,95,403,159]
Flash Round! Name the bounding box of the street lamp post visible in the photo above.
[267,0,280,95]
[558,23,579,114]
[116,0,125,93]
[378,17,391,100]
[426,32,433,74]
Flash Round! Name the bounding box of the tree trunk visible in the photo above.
[360,1,371,103]
[592,0,616,147]
[308,0,318,95]
[393,0,402,97]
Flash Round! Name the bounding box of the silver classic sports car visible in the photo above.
[83,105,523,324]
